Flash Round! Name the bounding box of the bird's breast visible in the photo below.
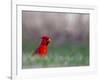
[38,45,48,56]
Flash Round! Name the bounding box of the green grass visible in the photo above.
[22,42,89,69]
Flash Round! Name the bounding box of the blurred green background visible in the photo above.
[22,11,89,69]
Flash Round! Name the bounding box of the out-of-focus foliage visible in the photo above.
[22,42,89,68]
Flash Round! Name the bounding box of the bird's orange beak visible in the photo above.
[48,38,51,43]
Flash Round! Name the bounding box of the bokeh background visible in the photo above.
[22,11,89,69]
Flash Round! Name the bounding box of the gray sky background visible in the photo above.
[22,11,89,44]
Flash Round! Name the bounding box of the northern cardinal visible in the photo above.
[32,35,51,57]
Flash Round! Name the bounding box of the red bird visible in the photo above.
[32,35,51,57]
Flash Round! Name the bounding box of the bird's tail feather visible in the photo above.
[32,48,38,56]
[32,52,35,56]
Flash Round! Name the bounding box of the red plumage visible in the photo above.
[32,35,51,57]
